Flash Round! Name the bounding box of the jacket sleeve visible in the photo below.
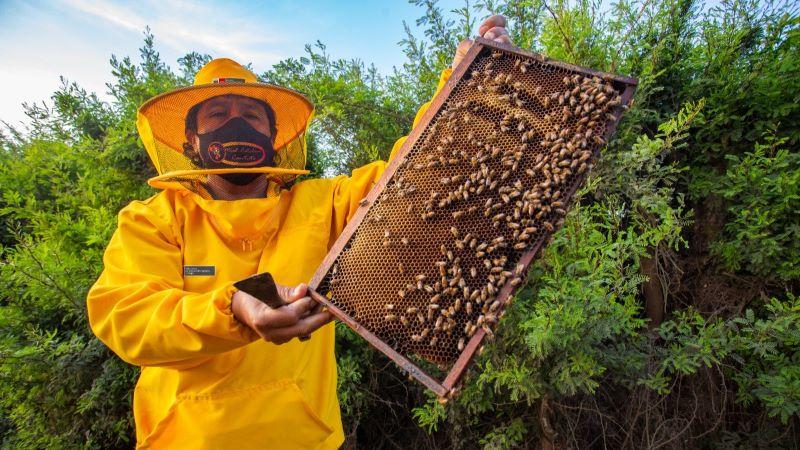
[329,68,453,239]
[86,199,255,369]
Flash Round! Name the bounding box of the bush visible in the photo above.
[707,134,800,281]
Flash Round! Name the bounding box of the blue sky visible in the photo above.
[0,0,466,127]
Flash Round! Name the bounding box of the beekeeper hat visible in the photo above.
[136,57,314,193]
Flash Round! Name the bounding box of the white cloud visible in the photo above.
[58,0,290,68]
[61,0,144,32]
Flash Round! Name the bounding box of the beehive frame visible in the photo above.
[307,37,637,398]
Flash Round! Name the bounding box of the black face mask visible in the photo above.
[197,116,276,185]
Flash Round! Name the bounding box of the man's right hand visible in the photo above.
[231,282,332,345]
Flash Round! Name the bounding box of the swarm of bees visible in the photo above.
[325,48,626,364]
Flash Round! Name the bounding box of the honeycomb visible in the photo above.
[312,40,636,394]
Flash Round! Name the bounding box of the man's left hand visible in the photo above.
[452,14,512,69]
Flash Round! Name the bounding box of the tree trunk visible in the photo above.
[641,247,664,329]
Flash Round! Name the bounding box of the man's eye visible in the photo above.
[210,112,225,117]
[245,113,259,119]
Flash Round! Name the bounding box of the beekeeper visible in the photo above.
[87,15,510,450]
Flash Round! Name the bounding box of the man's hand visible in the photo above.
[452,14,512,69]
[231,282,332,345]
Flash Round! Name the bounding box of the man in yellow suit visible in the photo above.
[87,16,510,449]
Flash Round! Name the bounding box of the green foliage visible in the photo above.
[1,0,799,448]
[411,394,447,433]
[478,417,527,449]
[644,310,730,391]
[705,133,800,280]
[729,293,800,424]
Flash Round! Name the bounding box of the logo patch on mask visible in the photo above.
[208,142,224,162]
[207,141,266,166]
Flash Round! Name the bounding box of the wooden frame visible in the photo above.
[308,37,638,398]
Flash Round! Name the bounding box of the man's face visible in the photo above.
[186,94,273,148]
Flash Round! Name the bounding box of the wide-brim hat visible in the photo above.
[136,57,314,193]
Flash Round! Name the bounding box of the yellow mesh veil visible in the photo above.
[136,58,314,198]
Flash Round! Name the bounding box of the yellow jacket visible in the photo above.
[87,69,452,449]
